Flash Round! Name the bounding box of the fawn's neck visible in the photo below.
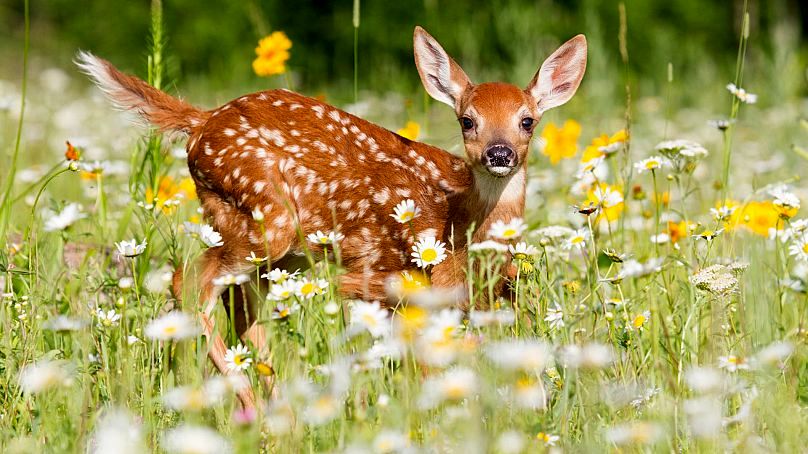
[449,164,527,246]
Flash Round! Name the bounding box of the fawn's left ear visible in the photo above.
[526,35,587,114]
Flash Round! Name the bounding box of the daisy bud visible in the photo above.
[252,208,264,222]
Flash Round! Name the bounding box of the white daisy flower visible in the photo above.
[350,301,390,338]
[788,235,808,262]
[183,222,224,248]
[563,228,589,250]
[485,340,551,372]
[19,359,74,394]
[650,233,670,244]
[44,315,86,332]
[411,236,448,268]
[468,240,510,253]
[144,312,199,341]
[710,205,736,222]
[544,303,565,330]
[536,432,560,447]
[726,83,757,104]
[267,279,300,301]
[162,425,231,454]
[245,251,268,265]
[89,409,145,454]
[654,140,708,158]
[261,268,300,283]
[95,309,121,328]
[212,273,250,287]
[593,185,623,208]
[115,239,147,258]
[306,230,344,245]
[224,344,252,372]
[769,185,800,211]
[372,429,410,453]
[43,203,86,232]
[488,218,528,240]
[296,277,328,299]
[418,367,478,409]
[508,242,538,259]
[633,156,672,174]
[718,354,749,372]
[390,199,421,223]
[271,302,300,320]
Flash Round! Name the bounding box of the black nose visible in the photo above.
[484,145,516,167]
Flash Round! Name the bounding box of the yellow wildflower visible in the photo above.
[253,31,292,77]
[586,183,625,224]
[581,129,629,163]
[145,176,197,212]
[397,121,420,141]
[540,120,581,165]
[666,220,693,243]
[728,201,783,237]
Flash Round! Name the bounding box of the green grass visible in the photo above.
[0,1,807,453]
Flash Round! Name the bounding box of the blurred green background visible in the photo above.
[1,0,806,108]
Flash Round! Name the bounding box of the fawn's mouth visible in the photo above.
[485,165,517,177]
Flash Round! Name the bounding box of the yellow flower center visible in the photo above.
[633,315,646,328]
[421,248,437,263]
[362,313,378,327]
[645,160,658,169]
[400,211,414,221]
[571,236,584,244]
[444,384,467,400]
[233,355,247,366]
[163,325,177,335]
[537,432,550,442]
[300,283,315,295]
[502,228,517,238]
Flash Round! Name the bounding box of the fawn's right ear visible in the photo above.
[413,26,472,111]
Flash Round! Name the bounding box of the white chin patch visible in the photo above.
[487,166,514,177]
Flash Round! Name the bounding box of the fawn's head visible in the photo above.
[414,26,587,179]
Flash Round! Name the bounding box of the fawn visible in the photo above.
[77,26,586,406]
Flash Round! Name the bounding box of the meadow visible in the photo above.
[0,1,807,452]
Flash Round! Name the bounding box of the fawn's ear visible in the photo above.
[526,35,587,114]
[413,26,472,110]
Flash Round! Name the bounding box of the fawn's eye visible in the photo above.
[520,117,535,131]
[460,117,475,131]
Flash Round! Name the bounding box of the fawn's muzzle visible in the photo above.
[482,145,517,176]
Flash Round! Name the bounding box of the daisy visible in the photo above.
[693,228,723,241]
[224,344,252,372]
[654,139,708,158]
[251,208,264,222]
[267,279,300,301]
[488,218,528,240]
[770,185,800,217]
[44,315,86,332]
[390,199,421,223]
[350,301,390,338]
[262,267,299,283]
[485,340,550,371]
[563,228,589,250]
[245,251,268,265]
[508,241,538,260]
[726,83,757,104]
[418,367,478,409]
[183,222,224,247]
[162,425,231,454]
[271,302,300,320]
[90,409,145,454]
[544,303,564,330]
[411,236,447,268]
[710,205,736,222]
[144,312,199,341]
[96,309,121,328]
[633,156,671,173]
[212,273,250,286]
[631,310,651,331]
[115,239,147,258]
[468,240,509,253]
[593,185,623,208]
[43,203,86,232]
[306,230,344,245]
[296,277,328,299]
[718,354,749,372]
[707,118,734,131]
[18,359,73,394]
[373,430,410,453]
[536,432,560,447]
